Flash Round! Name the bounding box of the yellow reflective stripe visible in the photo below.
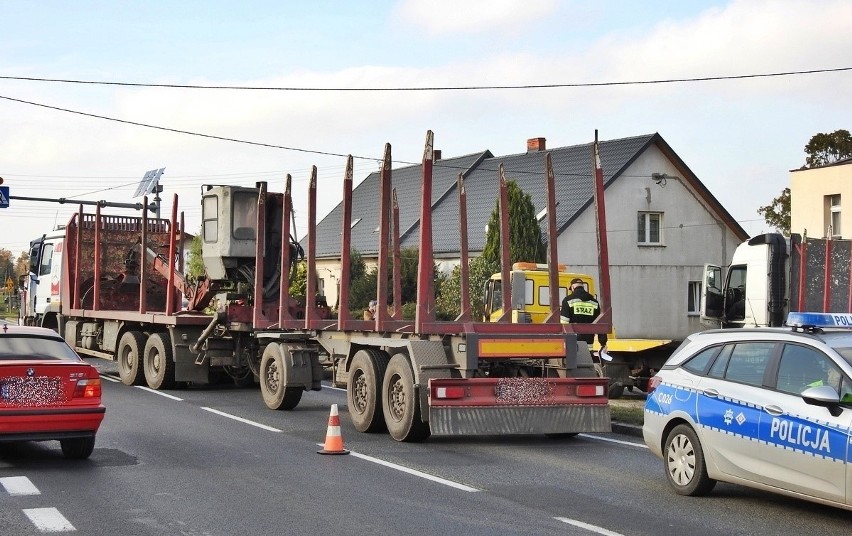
[478,338,566,357]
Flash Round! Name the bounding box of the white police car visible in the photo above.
[644,312,852,510]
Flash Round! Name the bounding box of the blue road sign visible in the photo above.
[0,186,8,208]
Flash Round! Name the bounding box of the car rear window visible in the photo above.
[0,335,82,361]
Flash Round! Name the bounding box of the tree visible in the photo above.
[185,233,205,282]
[758,130,852,234]
[757,187,791,235]
[435,255,495,320]
[437,180,545,320]
[14,252,29,286]
[804,129,852,168]
[480,180,547,267]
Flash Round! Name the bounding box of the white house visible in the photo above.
[308,133,747,343]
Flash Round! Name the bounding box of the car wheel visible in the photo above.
[60,436,96,460]
[664,424,716,496]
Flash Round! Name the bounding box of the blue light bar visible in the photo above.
[786,312,852,328]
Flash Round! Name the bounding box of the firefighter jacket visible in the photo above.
[561,289,607,345]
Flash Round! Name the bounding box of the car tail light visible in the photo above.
[433,386,465,399]
[74,378,102,399]
[576,384,605,397]
[646,375,661,394]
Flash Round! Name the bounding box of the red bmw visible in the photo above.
[0,322,105,459]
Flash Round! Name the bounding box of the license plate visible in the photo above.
[0,377,65,406]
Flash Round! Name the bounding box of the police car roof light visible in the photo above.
[786,312,852,329]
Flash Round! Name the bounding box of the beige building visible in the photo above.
[790,158,852,239]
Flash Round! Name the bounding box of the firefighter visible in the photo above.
[561,278,608,347]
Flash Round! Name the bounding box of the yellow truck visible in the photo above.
[483,263,672,397]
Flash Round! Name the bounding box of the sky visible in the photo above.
[1,0,851,262]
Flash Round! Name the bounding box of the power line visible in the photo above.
[0,67,849,91]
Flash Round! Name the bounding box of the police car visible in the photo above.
[643,312,852,510]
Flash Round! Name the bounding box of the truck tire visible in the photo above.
[144,333,176,390]
[382,353,430,443]
[117,331,146,386]
[260,343,303,410]
[347,349,389,433]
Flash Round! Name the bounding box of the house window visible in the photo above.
[687,281,702,315]
[317,278,325,296]
[827,194,841,238]
[638,212,663,245]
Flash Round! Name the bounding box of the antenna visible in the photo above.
[134,168,165,218]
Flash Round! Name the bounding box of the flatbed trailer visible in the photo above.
[250,131,613,441]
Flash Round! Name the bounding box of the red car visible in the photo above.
[0,322,105,459]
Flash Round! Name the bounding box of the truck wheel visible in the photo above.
[664,424,716,496]
[608,384,625,399]
[143,333,176,390]
[117,331,146,386]
[382,353,430,442]
[260,343,303,410]
[347,349,389,432]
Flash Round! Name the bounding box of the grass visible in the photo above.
[609,399,645,426]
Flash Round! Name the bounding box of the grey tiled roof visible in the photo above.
[308,133,746,259]
[310,151,491,258]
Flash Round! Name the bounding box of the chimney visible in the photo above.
[527,137,546,152]
[434,149,442,160]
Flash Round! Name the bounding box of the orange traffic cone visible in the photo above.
[317,403,350,455]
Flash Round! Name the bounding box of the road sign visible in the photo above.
[4,277,12,292]
[0,186,8,208]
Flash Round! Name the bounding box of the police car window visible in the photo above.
[708,344,734,378]
[776,344,834,395]
[723,342,774,387]
[682,346,719,374]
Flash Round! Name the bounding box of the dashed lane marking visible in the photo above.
[135,386,183,401]
[0,476,40,496]
[578,434,648,449]
[555,516,625,536]
[201,407,282,432]
[23,507,76,532]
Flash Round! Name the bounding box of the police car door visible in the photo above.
[760,343,851,503]
[694,342,775,481]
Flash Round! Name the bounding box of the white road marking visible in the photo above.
[578,434,648,449]
[555,516,625,536]
[201,407,282,432]
[99,374,120,383]
[0,476,40,496]
[23,507,76,532]
[342,448,480,492]
[135,386,183,401]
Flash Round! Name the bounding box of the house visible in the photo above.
[790,157,852,239]
[308,133,747,342]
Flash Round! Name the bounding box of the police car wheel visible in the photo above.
[664,424,716,496]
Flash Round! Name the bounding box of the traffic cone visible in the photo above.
[317,403,349,455]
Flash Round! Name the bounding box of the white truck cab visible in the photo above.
[23,227,66,330]
[701,233,791,328]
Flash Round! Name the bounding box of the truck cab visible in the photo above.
[482,263,595,323]
[24,228,65,330]
[702,233,791,328]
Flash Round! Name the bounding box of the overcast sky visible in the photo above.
[1,0,850,260]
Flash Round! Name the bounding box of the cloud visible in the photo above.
[393,0,559,36]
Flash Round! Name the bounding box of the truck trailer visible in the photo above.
[34,131,614,442]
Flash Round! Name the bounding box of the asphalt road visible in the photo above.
[1,360,850,535]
